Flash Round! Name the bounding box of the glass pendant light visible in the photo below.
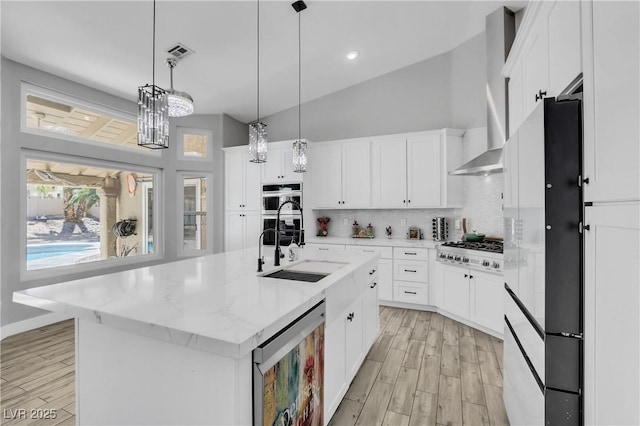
[137,0,169,149]
[249,0,267,163]
[165,58,194,117]
[292,0,307,173]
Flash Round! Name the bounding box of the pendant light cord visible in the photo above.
[152,0,156,91]
[298,9,301,142]
[257,0,260,122]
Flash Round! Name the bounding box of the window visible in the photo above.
[25,155,158,272]
[22,83,148,152]
[179,173,211,254]
[178,127,213,160]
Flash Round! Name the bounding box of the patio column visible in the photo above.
[97,177,120,258]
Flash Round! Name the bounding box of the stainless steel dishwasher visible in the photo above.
[253,301,325,426]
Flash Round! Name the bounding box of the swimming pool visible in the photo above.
[27,242,101,270]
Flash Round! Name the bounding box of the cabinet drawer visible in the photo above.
[395,282,428,305]
[394,260,428,282]
[393,247,429,261]
[305,243,345,253]
[346,245,393,259]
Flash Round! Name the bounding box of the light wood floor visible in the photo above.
[1,319,75,425]
[329,306,508,426]
[1,308,507,426]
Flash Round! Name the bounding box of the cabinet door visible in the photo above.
[503,134,519,209]
[261,147,284,183]
[342,140,371,208]
[311,143,342,208]
[508,65,525,138]
[547,0,581,96]
[584,1,640,202]
[406,134,441,207]
[225,151,246,210]
[280,145,295,182]
[364,278,380,348]
[584,204,640,425]
[441,265,470,319]
[324,315,346,420]
[244,161,262,211]
[371,138,407,208]
[225,211,245,252]
[377,258,393,302]
[243,211,261,249]
[470,271,504,335]
[344,298,364,381]
[522,21,549,119]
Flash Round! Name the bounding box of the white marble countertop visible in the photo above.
[305,236,441,249]
[13,248,378,359]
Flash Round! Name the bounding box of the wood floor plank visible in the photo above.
[416,311,433,321]
[345,360,382,404]
[18,364,75,391]
[459,323,475,337]
[28,373,75,402]
[440,344,461,378]
[459,335,478,364]
[429,314,445,332]
[382,410,410,426]
[460,361,485,406]
[436,375,463,426]
[391,308,408,318]
[401,310,419,328]
[477,350,503,387]
[443,323,460,346]
[378,349,405,384]
[462,401,491,426]
[473,330,494,353]
[383,316,403,336]
[367,334,394,363]
[391,326,413,351]
[329,398,363,426]
[424,330,443,357]
[484,384,509,426]
[380,307,394,325]
[0,384,27,402]
[403,340,425,370]
[410,319,430,341]
[355,381,394,426]
[416,355,440,394]
[1,398,48,425]
[491,338,504,371]
[62,401,76,415]
[409,391,437,426]
[388,367,419,415]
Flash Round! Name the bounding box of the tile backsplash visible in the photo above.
[458,173,504,238]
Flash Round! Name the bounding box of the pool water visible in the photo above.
[27,243,97,261]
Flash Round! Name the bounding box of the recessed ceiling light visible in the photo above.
[346,50,360,60]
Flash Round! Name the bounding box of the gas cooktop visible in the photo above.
[440,240,503,254]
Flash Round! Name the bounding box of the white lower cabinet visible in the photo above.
[392,247,429,305]
[344,297,365,381]
[224,210,261,251]
[469,271,504,335]
[377,258,393,302]
[364,274,380,349]
[305,243,345,254]
[440,264,470,320]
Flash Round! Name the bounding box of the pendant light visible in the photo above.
[249,0,267,163]
[137,0,169,149]
[165,58,194,117]
[292,0,307,173]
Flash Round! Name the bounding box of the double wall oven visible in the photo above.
[262,183,303,246]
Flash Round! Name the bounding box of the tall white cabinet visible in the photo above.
[223,147,262,251]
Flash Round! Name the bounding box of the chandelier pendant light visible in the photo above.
[165,58,194,117]
[137,0,169,149]
[292,0,307,173]
[249,0,267,163]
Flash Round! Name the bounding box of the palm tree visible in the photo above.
[68,187,99,219]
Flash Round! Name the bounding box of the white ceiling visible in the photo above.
[1,1,526,123]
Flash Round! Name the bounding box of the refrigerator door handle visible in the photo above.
[547,331,583,340]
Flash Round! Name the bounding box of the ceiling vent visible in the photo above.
[166,43,194,60]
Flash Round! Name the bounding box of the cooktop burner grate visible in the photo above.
[441,241,504,253]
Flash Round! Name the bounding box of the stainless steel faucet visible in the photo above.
[274,199,304,267]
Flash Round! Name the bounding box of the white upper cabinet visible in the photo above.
[310,140,371,209]
[504,1,582,135]
[371,136,407,208]
[371,130,463,209]
[547,0,581,96]
[582,0,640,202]
[224,148,261,211]
[261,142,299,184]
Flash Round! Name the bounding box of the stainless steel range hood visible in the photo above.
[450,7,515,176]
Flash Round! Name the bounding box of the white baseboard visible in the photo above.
[1,312,73,339]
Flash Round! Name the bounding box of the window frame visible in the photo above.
[21,149,164,282]
[177,171,214,257]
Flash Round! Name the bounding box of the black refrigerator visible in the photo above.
[503,95,583,425]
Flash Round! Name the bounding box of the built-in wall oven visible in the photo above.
[262,183,303,246]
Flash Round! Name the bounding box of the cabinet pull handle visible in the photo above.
[404,269,417,273]
[469,275,474,279]
[347,312,355,321]
[464,274,468,278]
[404,252,417,255]
[369,269,376,275]
[403,200,406,203]
[408,199,411,203]
[535,89,547,102]
[318,248,329,251]
[370,282,377,289]
[364,250,375,253]
[404,291,417,295]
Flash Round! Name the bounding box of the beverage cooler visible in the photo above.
[253,302,325,426]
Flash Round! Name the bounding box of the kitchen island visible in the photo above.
[13,247,380,425]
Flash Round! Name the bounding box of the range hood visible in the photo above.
[450,7,515,176]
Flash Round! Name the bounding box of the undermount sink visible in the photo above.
[262,260,347,283]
